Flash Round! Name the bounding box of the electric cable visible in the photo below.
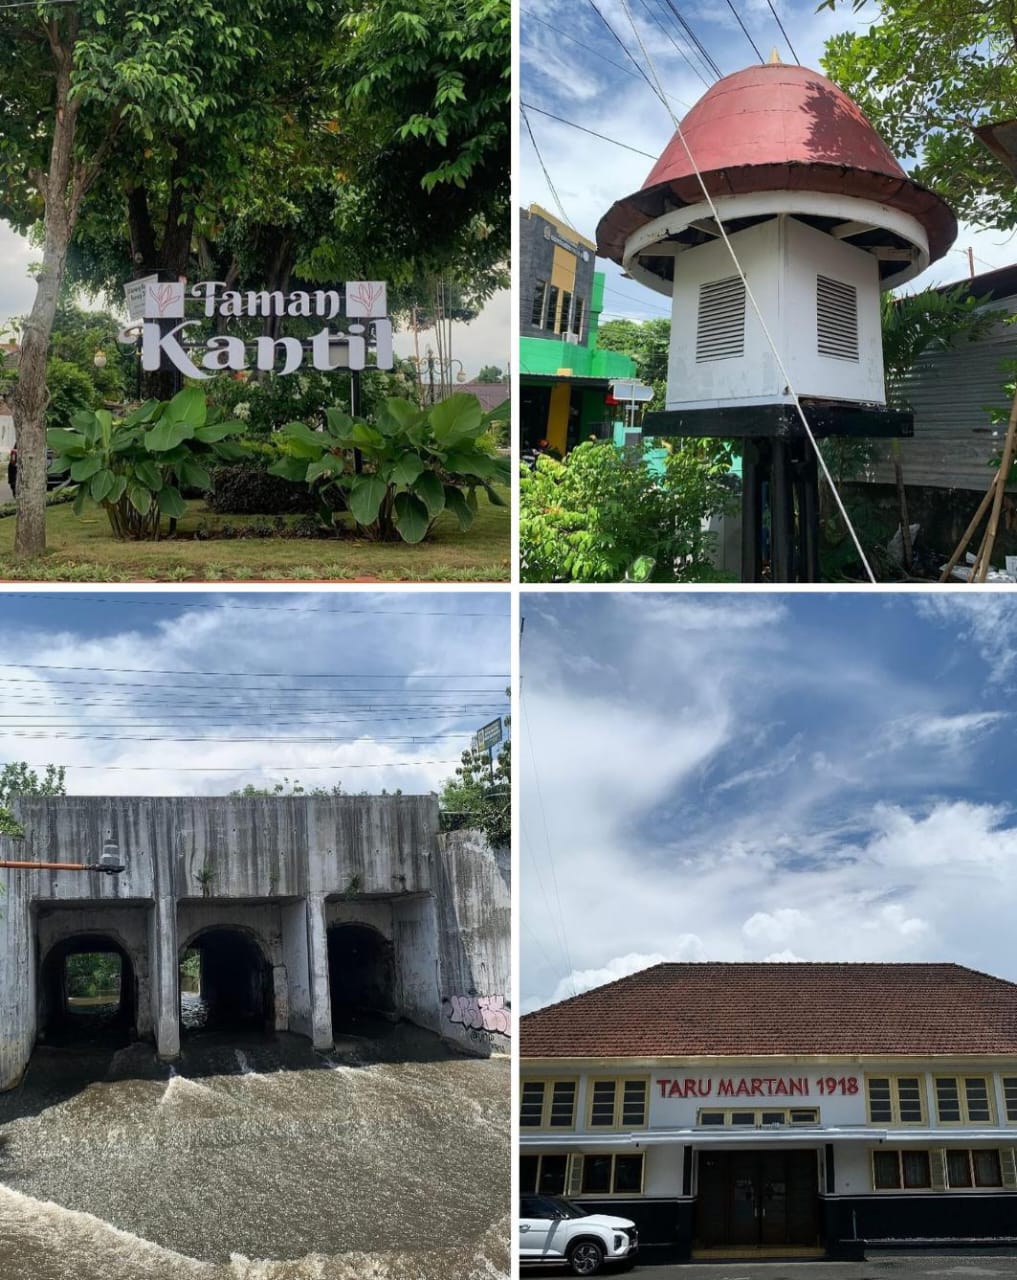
[763,0,800,64]
[522,105,575,229]
[636,0,713,89]
[520,102,657,160]
[656,0,723,79]
[584,0,673,107]
[617,0,879,582]
[723,0,764,63]
[0,662,507,679]
[0,593,507,619]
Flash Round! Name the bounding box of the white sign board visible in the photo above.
[611,380,655,403]
[133,276,393,380]
[123,274,158,322]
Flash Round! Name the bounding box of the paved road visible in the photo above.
[580,1259,1017,1279]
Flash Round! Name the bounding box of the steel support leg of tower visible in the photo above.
[740,436,822,583]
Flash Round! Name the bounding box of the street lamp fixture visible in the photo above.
[93,350,108,370]
[0,840,126,875]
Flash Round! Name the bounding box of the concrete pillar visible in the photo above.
[392,894,441,1034]
[281,900,312,1040]
[0,868,35,1091]
[305,893,333,1051]
[149,892,179,1060]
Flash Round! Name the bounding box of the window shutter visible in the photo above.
[816,275,859,361]
[930,1148,948,1191]
[1001,1147,1017,1189]
[696,277,745,362]
[566,1154,585,1197]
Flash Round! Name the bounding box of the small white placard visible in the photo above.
[144,281,186,319]
[345,281,387,317]
[123,274,158,321]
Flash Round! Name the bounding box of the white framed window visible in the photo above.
[519,1152,569,1196]
[866,1075,925,1124]
[935,1076,994,1125]
[520,1078,578,1129]
[587,1078,648,1129]
[570,1152,645,1196]
[1000,1075,1017,1122]
[697,1107,818,1127]
[872,1149,931,1190]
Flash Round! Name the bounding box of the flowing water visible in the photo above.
[0,1026,510,1280]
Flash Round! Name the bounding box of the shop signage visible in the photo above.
[473,718,503,752]
[134,278,393,379]
[656,1074,860,1099]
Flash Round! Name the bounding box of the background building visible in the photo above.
[520,962,1017,1263]
[519,204,635,455]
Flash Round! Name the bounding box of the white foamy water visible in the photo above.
[0,1032,509,1278]
[0,1184,214,1280]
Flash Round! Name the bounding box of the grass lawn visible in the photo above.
[0,494,511,582]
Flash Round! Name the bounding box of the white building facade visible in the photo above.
[520,964,1017,1261]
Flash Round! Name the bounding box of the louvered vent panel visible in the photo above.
[817,275,859,360]
[696,276,745,362]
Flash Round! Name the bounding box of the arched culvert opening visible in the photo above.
[39,935,136,1047]
[179,928,274,1036]
[327,923,396,1034]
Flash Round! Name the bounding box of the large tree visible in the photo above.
[2,0,508,557]
[1,0,333,556]
[822,0,1017,230]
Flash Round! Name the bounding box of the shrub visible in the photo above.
[520,439,734,582]
[47,388,247,540]
[208,464,316,515]
[269,393,510,543]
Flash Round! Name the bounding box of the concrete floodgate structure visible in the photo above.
[0,795,510,1089]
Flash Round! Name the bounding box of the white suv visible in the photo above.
[519,1194,639,1275]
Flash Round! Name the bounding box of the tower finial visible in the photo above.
[769,47,782,65]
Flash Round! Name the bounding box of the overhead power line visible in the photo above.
[657,0,722,78]
[763,0,800,64]
[522,105,575,229]
[585,0,673,107]
[0,662,507,680]
[723,0,764,63]
[35,759,464,773]
[0,594,508,619]
[520,103,658,160]
[638,0,713,88]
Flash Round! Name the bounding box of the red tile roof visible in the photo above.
[521,963,1017,1059]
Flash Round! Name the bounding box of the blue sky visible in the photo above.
[520,592,1017,1010]
[520,0,1013,327]
[0,590,509,797]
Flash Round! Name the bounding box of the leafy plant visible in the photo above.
[438,725,510,848]
[0,762,66,838]
[269,393,509,543]
[47,388,248,540]
[520,440,733,583]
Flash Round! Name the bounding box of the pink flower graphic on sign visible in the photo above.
[144,281,185,319]
[346,281,387,317]
[151,284,178,315]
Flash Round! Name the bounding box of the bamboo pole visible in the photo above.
[975,387,1017,582]
[939,471,997,583]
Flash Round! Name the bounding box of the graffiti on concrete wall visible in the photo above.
[446,993,511,1036]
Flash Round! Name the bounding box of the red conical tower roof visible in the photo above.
[596,61,956,271]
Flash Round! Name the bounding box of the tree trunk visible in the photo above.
[12,28,80,558]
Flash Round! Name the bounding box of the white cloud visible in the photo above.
[914,596,1017,684]
[0,594,508,799]
[544,944,704,1009]
[521,595,1017,1011]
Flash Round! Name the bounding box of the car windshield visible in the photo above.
[553,1198,588,1219]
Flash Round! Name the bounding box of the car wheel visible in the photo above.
[568,1240,605,1276]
